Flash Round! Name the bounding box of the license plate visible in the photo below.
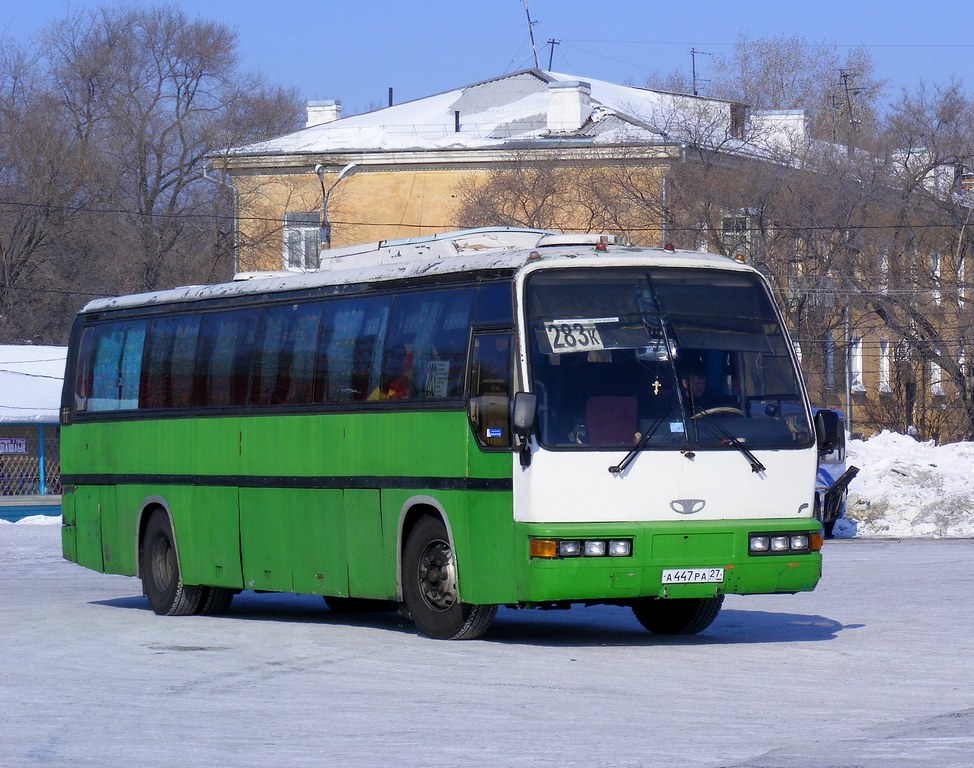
[543,321,605,354]
[661,567,724,584]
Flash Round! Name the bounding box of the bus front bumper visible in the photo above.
[514,519,823,604]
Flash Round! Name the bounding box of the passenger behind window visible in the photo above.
[371,343,413,401]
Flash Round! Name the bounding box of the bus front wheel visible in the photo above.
[401,515,496,640]
[632,595,724,635]
[141,511,203,616]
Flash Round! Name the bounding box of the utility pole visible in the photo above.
[523,0,539,69]
[690,48,711,97]
[547,38,560,70]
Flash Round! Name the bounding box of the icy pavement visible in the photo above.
[2,524,973,768]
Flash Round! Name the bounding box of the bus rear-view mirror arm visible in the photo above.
[511,392,538,468]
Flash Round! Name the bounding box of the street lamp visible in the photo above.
[315,162,358,251]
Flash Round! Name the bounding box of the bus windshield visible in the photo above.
[525,267,813,451]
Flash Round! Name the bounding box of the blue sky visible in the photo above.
[3,0,973,116]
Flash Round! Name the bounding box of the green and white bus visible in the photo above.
[61,228,837,640]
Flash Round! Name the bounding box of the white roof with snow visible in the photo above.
[229,69,742,156]
[0,345,66,424]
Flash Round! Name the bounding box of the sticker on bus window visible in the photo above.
[543,318,615,354]
[424,360,451,398]
[486,428,503,439]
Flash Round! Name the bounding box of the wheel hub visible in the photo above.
[418,541,458,611]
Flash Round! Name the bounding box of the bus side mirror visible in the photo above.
[512,392,538,437]
[511,392,538,467]
[815,409,841,455]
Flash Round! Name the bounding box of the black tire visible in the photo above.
[401,515,496,640]
[632,595,724,635]
[324,596,397,613]
[141,511,203,616]
[196,587,235,615]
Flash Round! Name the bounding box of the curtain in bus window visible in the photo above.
[89,324,125,411]
[72,328,96,412]
[197,311,257,407]
[428,288,475,399]
[382,288,476,401]
[169,316,202,408]
[85,321,146,411]
[118,322,146,408]
[322,297,390,402]
[145,316,201,409]
[252,303,322,406]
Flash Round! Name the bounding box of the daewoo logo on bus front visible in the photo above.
[670,499,706,515]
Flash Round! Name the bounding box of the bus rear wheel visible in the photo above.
[196,587,235,615]
[401,515,496,640]
[141,511,203,616]
[632,595,724,635]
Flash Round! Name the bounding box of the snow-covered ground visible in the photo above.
[3,524,974,768]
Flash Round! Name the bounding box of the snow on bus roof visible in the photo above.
[79,239,748,315]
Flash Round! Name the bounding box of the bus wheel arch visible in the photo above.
[398,503,496,640]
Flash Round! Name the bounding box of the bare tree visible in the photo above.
[43,6,302,295]
[708,33,885,144]
[0,42,89,342]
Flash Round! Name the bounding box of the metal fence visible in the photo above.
[0,425,60,496]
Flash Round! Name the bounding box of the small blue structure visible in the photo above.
[0,345,66,522]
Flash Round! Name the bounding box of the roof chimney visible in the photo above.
[306,100,342,128]
[547,80,591,133]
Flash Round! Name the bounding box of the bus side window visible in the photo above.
[195,310,257,407]
[468,330,512,448]
[320,296,390,402]
[251,303,321,406]
[82,320,146,412]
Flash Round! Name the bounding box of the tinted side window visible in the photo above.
[252,303,322,406]
[78,321,146,412]
[475,282,514,326]
[468,331,512,447]
[142,315,202,409]
[317,296,390,402]
[196,310,258,407]
[377,287,475,402]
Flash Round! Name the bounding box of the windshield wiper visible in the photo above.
[609,408,671,475]
[693,412,767,473]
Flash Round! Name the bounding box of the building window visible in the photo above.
[721,215,750,261]
[930,252,941,305]
[879,338,891,394]
[283,212,320,271]
[851,336,865,392]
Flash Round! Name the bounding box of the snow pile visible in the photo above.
[847,430,974,538]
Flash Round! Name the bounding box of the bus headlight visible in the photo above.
[583,540,606,557]
[749,532,819,556]
[608,539,632,557]
[749,535,770,553]
[530,538,634,559]
[558,540,582,557]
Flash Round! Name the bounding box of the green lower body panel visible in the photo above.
[513,518,822,604]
